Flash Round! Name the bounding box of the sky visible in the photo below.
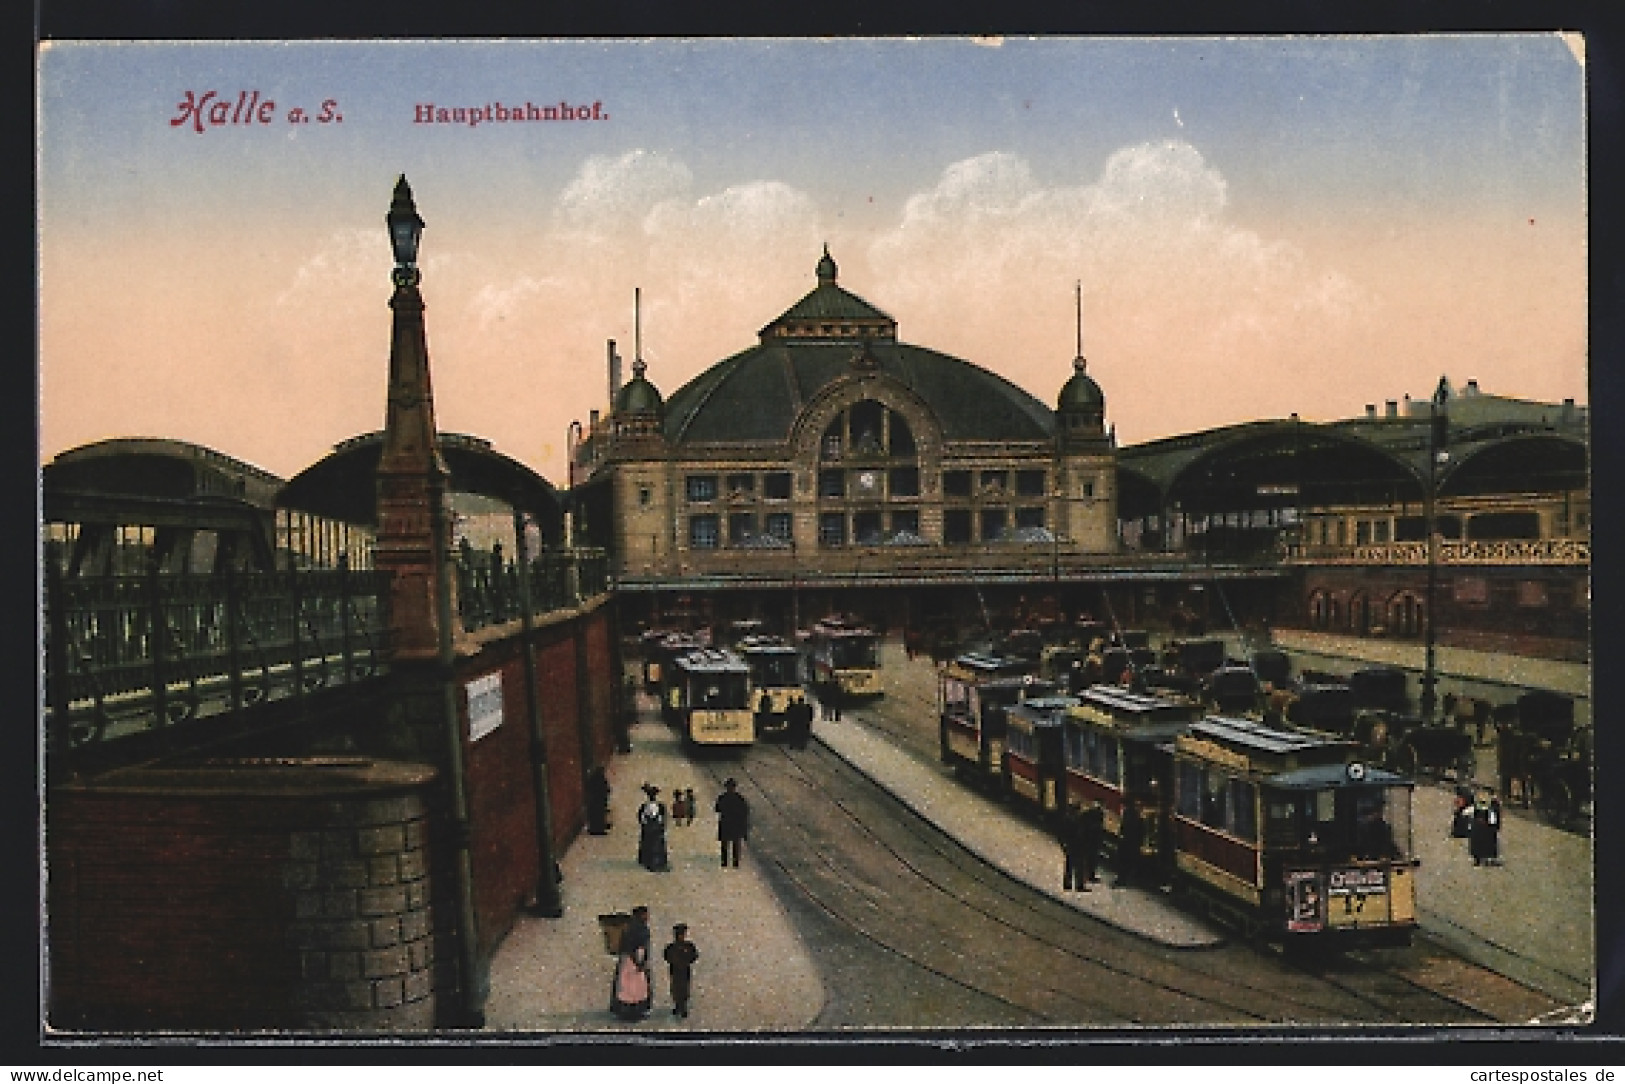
[37,36,1587,482]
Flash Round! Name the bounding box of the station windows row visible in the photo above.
[685,472,794,504]
[686,507,1053,550]
[681,467,1056,505]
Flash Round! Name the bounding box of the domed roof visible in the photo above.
[663,341,1055,445]
[614,359,664,415]
[1058,355,1105,411]
[660,249,1057,445]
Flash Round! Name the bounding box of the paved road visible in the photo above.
[738,735,1545,1027]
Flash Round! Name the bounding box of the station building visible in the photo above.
[568,248,1118,608]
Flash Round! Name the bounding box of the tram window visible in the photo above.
[1230,780,1257,841]
[1176,761,1202,819]
[1265,797,1302,844]
[1201,769,1229,829]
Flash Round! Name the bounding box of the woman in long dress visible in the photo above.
[636,784,670,872]
[610,905,653,1020]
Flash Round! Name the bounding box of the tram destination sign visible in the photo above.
[1327,867,1388,896]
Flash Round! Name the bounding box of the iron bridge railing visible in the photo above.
[455,545,609,633]
[44,563,392,757]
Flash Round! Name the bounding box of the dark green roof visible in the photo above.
[614,372,664,414]
[662,340,1056,445]
[764,282,895,329]
[1058,358,1105,410]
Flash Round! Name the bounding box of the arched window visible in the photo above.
[816,399,922,548]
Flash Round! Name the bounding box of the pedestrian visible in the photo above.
[715,777,750,867]
[671,787,690,828]
[1061,807,1090,892]
[1469,793,1496,866]
[610,905,654,1021]
[790,695,813,750]
[637,784,670,872]
[585,766,611,836]
[663,923,699,1019]
[755,688,773,739]
[830,690,843,722]
[1115,803,1144,888]
[1079,800,1105,884]
[1488,795,1503,865]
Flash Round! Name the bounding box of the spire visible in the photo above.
[816,244,837,285]
[1073,280,1087,372]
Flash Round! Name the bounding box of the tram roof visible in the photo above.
[1190,715,1336,755]
[1267,762,1412,790]
[737,635,796,655]
[674,648,750,674]
[950,651,1031,673]
[1010,696,1079,721]
[1078,686,1188,713]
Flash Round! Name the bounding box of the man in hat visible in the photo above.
[714,778,750,868]
[662,923,699,1018]
[637,784,669,872]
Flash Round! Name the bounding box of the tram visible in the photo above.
[939,651,1052,787]
[1169,715,1418,947]
[666,647,756,748]
[651,632,703,713]
[1061,687,1204,867]
[737,634,803,738]
[805,614,883,700]
[1004,694,1078,820]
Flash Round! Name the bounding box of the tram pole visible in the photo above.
[1420,376,1449,726]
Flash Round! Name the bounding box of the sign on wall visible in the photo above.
[467,672,504,742]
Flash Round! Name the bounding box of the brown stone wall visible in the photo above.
[459,644,543,961]
[47,760,438,1032]
[536,630,586,845]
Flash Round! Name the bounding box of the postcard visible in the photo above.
[36,35,1593,1044]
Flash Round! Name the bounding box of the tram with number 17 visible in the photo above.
[1170,716,1418,947]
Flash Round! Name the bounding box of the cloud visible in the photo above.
[867,142,1373,438]
[553,149,694,240]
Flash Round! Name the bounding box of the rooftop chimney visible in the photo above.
[1465,379,1480,396]
[1365,404,1377,419]
[1385,400,1398,418]
[607,339,622,407]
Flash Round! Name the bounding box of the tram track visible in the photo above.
[704,736,1496,1027]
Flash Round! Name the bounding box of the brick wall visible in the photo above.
[47,759,438,1032]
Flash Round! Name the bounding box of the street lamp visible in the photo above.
[1420,375,1450,726]
[387,175,425,284]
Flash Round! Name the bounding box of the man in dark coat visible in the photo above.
[1078,801,1105,884]
[789,695,813,750]
[714,778,750,867]
[662,923,699,1019]
[1061,807,1091,892]
[585,766,611,835]
[1116,803,1144,888]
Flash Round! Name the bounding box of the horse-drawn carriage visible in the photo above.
[1498,690,1590,829]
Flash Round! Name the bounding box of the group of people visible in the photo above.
[609,905,700,1021]
[767,694,815,749]
[635,779,752,873]
[1059,800,1144,891]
